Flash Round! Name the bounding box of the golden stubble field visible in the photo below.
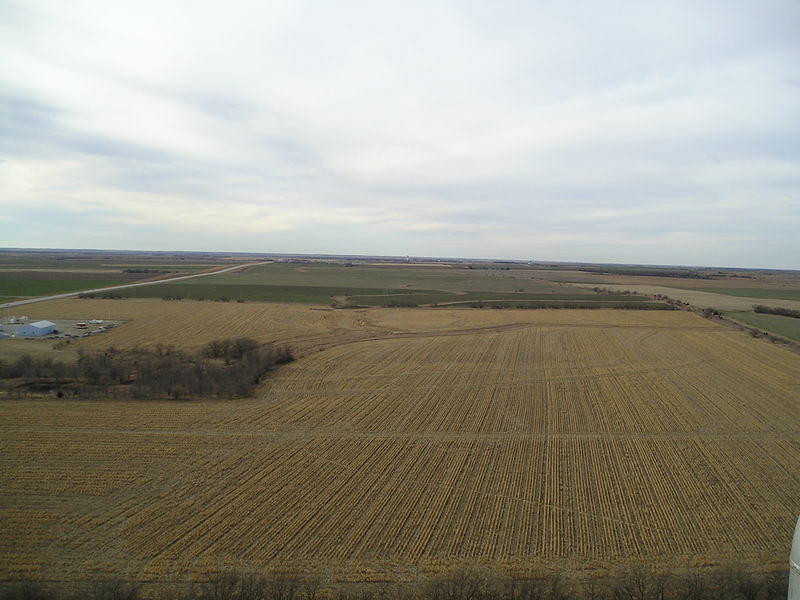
[10,297,701,353]
[0,303,798,585]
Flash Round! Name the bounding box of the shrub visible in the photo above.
[753,305,800,319]
[2,338,295,401]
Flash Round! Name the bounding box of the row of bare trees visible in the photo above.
[753,305,800,319]
[0,338,293,400]
[0,565,788,600]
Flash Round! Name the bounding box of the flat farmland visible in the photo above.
[1,308,798,584]
[726,311,800,342]
[106,262,601,306]
[504,267,800,290]
[12,297,677,352]
[700,287,800,301]
[199,262,577,293]
[0,248,238,302]
[576,283,800,312]
[11,298,365,351]
[0,270,155,302]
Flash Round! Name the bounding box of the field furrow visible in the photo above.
[1,308,798,582]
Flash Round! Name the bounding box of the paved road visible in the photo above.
[0,262,270,310]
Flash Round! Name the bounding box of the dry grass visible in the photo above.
[0,338,81,364]
[1,308,798,583]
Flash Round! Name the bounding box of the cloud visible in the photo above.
[0,0,798,267]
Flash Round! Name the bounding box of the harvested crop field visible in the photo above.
[13,298,685,352]
[1,308,798,585]
[11,298,365,351]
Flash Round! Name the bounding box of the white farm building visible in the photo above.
[17,320,56,337]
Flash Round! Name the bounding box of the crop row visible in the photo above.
[253,326,796,434]
[4,433,796,579]
[1,310,797,582]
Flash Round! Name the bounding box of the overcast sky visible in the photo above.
[1,1,798,268]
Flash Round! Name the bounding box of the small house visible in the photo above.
[17,320,56,337]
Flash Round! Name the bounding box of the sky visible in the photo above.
[1,1,798,268]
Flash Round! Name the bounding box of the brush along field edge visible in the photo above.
[0,306,798,582]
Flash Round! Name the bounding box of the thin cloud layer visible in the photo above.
[1,0,798,267]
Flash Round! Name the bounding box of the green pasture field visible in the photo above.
[101,279,657,307]
[0,270,154,281]
[0,268,161,300]
[0,276,139,299]
[697,288,800,301]
[725,311,800,342]
[105,264,222,272]
[0,260,224,272]
[0,249,237,301]
[83,262,662,306]
[0,251,232,272]
[102,283,397,304]
[199,262,586,294]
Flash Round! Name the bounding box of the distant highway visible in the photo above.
[0,262,270,310]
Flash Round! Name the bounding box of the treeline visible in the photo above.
[159,296,247,303]
[464,301,676,310]
[0,565,788,600]
[754,305,800,319]
[0,338,293,400]
[591,287,640,295]
[383,300,420,308]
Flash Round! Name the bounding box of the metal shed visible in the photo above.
[17,320,56,337]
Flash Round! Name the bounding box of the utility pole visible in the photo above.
[790,516,800,599]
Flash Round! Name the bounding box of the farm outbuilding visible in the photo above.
[17,320,56,337]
